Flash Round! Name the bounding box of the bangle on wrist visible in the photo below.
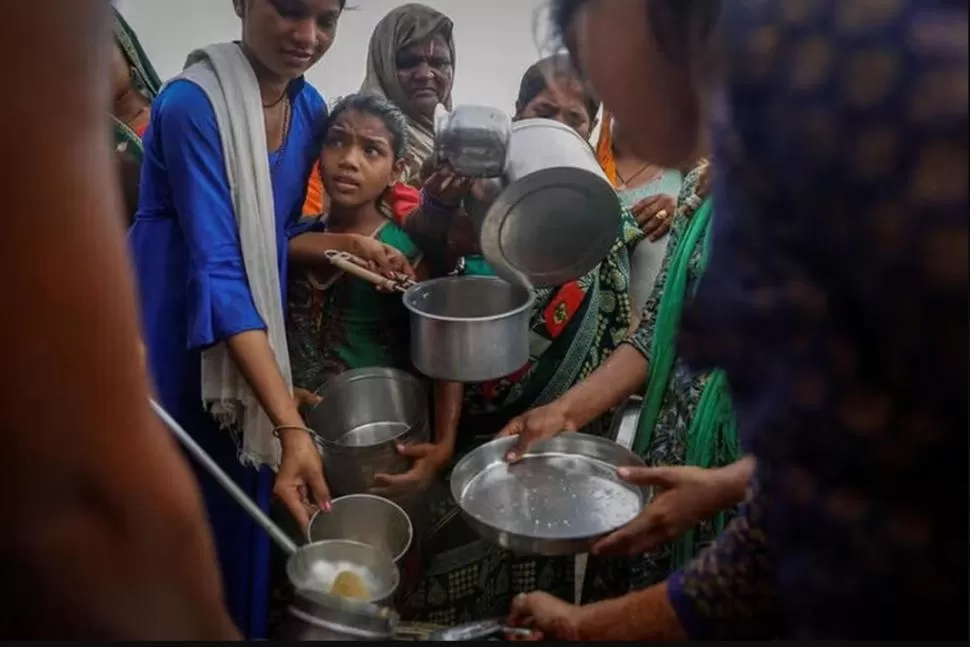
[272,424,315,440]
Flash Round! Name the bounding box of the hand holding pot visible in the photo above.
[371,442,452,501]
[497,401,576,463]
[274,429,332,530]
[591,464,741,556]
[350,234,415,281]
[506,591,584,641]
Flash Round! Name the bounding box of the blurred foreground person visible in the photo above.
[508,0,967,640]
[0,0,237,639]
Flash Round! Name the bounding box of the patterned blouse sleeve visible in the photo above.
[623,164,705,360]
[666,476,785,639]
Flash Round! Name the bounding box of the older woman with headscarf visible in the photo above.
[301,3,455,217]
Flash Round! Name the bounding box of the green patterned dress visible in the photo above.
[581,167,741,603]
[286,220,422,392]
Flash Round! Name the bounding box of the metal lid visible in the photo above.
[478,167,621,287]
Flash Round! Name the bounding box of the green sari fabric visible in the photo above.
[632,197,741,569]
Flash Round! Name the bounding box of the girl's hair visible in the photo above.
[551,0,720,68]
[515,53,599,118]
[326,92,410,161]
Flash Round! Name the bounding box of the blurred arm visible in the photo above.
[0,0,237,639]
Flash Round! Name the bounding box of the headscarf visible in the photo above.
[360,3,455,184]
[113,6,163,101]
[111,7,162,160]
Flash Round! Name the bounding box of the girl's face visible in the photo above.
[321,110,404,208]
[395,33,454,120]
[516,79,593,140]
[236,0,342,81]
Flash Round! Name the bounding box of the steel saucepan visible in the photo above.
[403,275,535,383]
[305,367,430,498]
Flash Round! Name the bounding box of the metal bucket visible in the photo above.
[403,275,535,383]
[306,368,430,497]
[478,117,622,288]
[307,494,413,564]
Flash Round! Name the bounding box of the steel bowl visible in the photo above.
[306,368,430,497]
[306,494,413,564]
[287,539,401,607]
[479,118,622,288]
[450,433,650,556]
[403,275,535,383]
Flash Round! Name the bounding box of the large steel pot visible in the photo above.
[403,275,534,383]
[306,368,430,497]
[478,118,622,288]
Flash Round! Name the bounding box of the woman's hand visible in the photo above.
[350,235,416,280]
[631,194,677,242]
[506,592,585,641]
[496,401,576,463]
[592,465,736,556]
[274,429,332,530]
[424,164,473,207]
[371,442,452,501]
[292,387,321,410]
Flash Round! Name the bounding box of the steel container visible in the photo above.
[306,368,430,497]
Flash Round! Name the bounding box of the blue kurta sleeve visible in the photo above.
[154,81,266,349]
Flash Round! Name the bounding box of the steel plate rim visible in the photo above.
[479,168,622,288]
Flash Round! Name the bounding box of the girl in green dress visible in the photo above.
[286,93,461,494]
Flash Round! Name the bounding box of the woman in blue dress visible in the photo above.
[126,0,412,638]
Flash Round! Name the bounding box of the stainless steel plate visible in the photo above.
[450,433,649,556]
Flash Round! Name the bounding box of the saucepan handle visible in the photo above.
[427,617,533,641]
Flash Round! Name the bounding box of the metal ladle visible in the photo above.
[149,398,299,555]
[151,398,532,641]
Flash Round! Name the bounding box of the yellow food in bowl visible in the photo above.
[330,570,370,600]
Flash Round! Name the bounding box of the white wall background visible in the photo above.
[115,0,560,112]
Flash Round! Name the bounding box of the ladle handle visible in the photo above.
[324,250,412,293]
[149,398,300,556]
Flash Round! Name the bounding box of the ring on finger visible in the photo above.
[654,209,669,222]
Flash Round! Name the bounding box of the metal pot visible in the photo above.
[434,104,511,178]
[307,494,413,564]
[478,117,622,288]
[403,275,534,383]
[280,586,400,641]
[306,368,430,497]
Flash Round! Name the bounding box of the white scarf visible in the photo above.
[171,43,292,468]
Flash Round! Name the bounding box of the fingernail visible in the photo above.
[506,452,518,462]
[617,467,629,479]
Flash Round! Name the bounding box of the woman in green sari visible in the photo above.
[111,6,162,224]
[498,162,753,602]
[394,55,644,626]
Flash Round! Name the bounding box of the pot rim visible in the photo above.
[402,275,535,323]
[305,494,414,564]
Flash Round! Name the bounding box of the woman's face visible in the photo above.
[237,0,342,81]
[516,80,593,140]
[320,110,404,208]
[395,33,454,120]
[564,1,660,154]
